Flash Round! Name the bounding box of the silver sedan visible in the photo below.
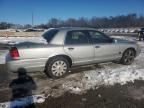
[5,27,141,78]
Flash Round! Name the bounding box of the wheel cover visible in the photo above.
[123,50,135,64]
[51,60,67,77]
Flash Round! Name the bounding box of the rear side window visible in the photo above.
[65,31,89,45]
[42,29,59,43]
[88,31,111,43]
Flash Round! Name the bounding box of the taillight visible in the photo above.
[10,47,19,59]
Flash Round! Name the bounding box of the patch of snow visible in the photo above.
[129,29,135,33]
[114,29,118,32]
[82,66,144,89]
[119,29,124,33]
[63,81,83,94]
[123,29,129,33]
[0,94,46,108]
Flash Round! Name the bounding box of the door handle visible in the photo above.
[68,47,74,50]
[95,46,100,48]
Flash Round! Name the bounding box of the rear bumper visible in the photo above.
[6,58,47,72]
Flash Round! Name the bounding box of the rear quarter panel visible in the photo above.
[17,45,67,60]
[6,45,71,72]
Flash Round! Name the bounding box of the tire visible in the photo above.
[120,49,135,65]
[45,56,70,79]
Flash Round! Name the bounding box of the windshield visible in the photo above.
[42,29,59,43]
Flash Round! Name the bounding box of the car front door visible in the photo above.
[64,30,94,65]
[88,30,121,62]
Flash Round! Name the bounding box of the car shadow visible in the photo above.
[9,68,37,108]
[70,64,104,74]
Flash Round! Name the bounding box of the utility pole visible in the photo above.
[32,12,34,27]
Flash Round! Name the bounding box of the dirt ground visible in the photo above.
[36,80,144,108]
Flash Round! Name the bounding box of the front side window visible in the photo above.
[65,31,89,45]
[88,31,111,43]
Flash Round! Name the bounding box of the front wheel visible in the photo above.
[45,57,70,79]
[120,49,135,65]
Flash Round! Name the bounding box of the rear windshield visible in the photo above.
[42,29,59,43]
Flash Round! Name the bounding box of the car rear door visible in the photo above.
[64,30,94,65]
[88,30,121,62]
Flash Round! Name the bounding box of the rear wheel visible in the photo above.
[45,56,70,79]
[120,49,135,65]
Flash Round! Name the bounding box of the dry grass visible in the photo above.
[0,31,42,37]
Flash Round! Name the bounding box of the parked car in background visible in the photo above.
[24,28,44,32]
[138,28,144,41]
[3,27,141,78]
